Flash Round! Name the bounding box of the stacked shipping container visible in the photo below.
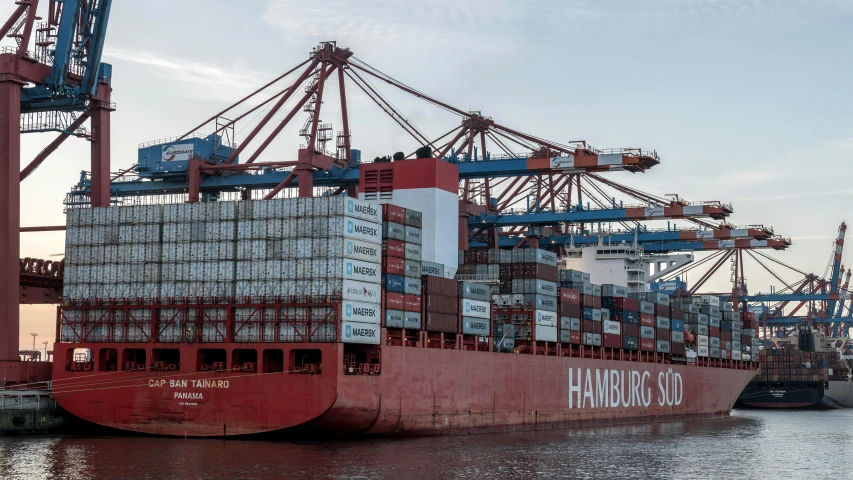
[603,285,639,351]
[460,282,491,336]
[64,200,761,363]
[381,204,424,331]
[421,275,458,333]
[63,197,384,344]
[477,248,559,344]
[558,287,581,345]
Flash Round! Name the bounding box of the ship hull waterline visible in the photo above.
[53,344,757,437]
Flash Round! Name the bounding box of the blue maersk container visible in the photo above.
[136,134,238,178]
[382,274,405,294]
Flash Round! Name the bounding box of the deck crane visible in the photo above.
[1,0,113,384]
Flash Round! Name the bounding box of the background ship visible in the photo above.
[737,322,853,409]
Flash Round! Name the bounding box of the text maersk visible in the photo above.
[345,260,381,283]
[352,307,376,316]
[351,244,377,258]
[467,286,488,297]
[349,202,378,219]
[352,265,376,276]
[462,299,490,319]
[344,239,381,262]
[568,368,683,409]
[353,224,378,237]
[342,321,380,344]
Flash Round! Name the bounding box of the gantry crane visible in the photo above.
[1,0,113,384]
[64,42,784,260]
[659,221,852,337]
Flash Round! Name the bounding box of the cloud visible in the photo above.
[733,189,853,202]
[717,170,784,186]
[262,0,532,48]
[789,235,835,240]
[103,47,278,102]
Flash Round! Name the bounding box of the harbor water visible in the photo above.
[0,409,850,479]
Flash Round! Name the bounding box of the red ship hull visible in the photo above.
[52,343,757,437]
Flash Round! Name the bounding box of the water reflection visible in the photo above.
[0,410,849,479]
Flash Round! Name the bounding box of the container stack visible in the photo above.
[730,309,743,361]
[460,282,491,336]
[380,205,424,332]
[719,302,735,359]
[755,344,832,382]
[742,311,758,362]
[670,306,686,356]
[574,281,602,347]
[476,248,560,348]
[66,205,164,301]
[506,249,559,343]
[455,250,499,280]
[654,293,671,355]
[421,274,458,333]
[403,208,424,330]
[700,295,722,359]
[638,299,655,352]
[494,322,515,352]
[632,292,670,353]
[601,285,638,350]
[63,197,385,344]
[558,287,581,345]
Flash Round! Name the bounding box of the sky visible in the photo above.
[7,0,853,350]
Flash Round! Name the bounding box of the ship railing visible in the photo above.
[597,147,660,160]
[682,200,734,209]
[454,273,501,284]
[138,134,208,148]
[0,391,56,411]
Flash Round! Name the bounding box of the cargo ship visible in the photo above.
[737,322,853,409]
[51,157,758,437]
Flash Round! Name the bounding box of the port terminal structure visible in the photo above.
[1,0,112,384]
[0,2,825,382]
[659,222,853,337]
